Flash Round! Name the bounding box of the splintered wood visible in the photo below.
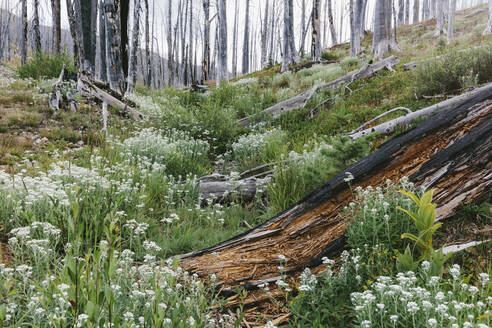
[177,99,492,323]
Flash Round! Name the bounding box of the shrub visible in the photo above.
[344,178,419,252]
[268,135,372,213]
[414,46,492,96]
[321,50,344,61]
[340,57,361,72]
[17,51,76,80]
[222,128,287,172]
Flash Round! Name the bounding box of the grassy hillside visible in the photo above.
[0,6,490,327]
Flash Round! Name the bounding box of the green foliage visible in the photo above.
[414,46,492,96]
[397,189,441,256]
[340,57,361,72]
[344,179,419,252]
[16,51,76,80]
[321,50,343,61]
[268,135,373,213]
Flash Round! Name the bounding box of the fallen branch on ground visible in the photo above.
[347,82,492,139]
[347,107,412,135]
[237,56,400,127]
[464,7,487,18]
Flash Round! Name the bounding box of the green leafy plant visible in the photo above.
[397,189,441,256]
[16,51,76,80]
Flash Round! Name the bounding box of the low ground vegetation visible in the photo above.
[0,7,491,327]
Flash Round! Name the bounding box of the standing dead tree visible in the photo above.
[50,0,61,54]
[20,0,27,65]
[312,0,321,60]
[216,0,228,85]
[127,0,141,94]
[484,0,492,34]
[373,0,399,59]
[242,0,250,74]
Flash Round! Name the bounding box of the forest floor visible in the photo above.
[0,5,491,328]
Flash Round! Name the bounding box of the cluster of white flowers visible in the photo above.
[351,266,491,328]
[0,161,109,208]
[8,221,61,260]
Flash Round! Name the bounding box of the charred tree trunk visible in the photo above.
[66,0,84,68]
[127,0,141,93]
[242,0,251,74]
[312,0,321,61]
[104,0,126,95]
[51,0,61,54]
[177,94,492,315]
[231,0,238,76]
[261,0,270,68]
[98,1,107,82]
[167,0,173,85]
[120,0,130,80]
[398,0,405,25]
[202,0,211,82]
[33,0,42,54]
[21,0,27,65]
[143,0,151,86]
[435,0,445,36]
[373,0,398,59]
[405,0,410,24]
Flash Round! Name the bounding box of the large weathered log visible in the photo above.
[237,56,400,127]
[77,74,147,120]
[463,7,487,18]
[348,82,492,139]
[176,96,492,312]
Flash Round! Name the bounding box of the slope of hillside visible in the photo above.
[0,6,491,328]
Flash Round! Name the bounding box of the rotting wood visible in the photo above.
[49,65,78,113]
[175,97,492,321]
[348,82,492,139]
[237,56,400,127]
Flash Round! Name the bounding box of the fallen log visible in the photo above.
[198,174,261,203]
[237,56,400,127]
[347,82,492,139]
[77,74,147,121]
[176,96,492,317]
[464,7,487,18]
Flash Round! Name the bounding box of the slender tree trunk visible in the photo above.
[168,0,174,85]
[231,0,238,76]
[66,0,84,68]
[434,0,445,36]
[398,0,405,25]
[127,0,141,93]
[268,0,276,64]
[261,0,270,67]
[413,0,420,23]
[327,0,337,45]
[188,0,193,83]
[312,0,321,60]
[351,0,363,56]
[484,0,492,34]
[447,0,457,42]
[405,0,410,24]
[202,0,210,81]
[282,0,292,72]
[217,0,228,85]
[373,0,398,59]
[120,0,130,79]
[98,1,107,81]
[21,0,27,65]
[151,0,155,88]
[142,0,150,86]
[242,0,250,74]
[104,0,126,95]
[288,0,297,60]
[33,0,42,54]
[51,0,61,54]
[300,0,306,56]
